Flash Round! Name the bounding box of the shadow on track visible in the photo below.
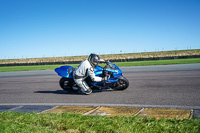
[34,90,69,95]
[34,89,114,95]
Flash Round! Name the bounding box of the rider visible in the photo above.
[73,53,107,95]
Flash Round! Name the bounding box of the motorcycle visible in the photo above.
[55,61,129,93]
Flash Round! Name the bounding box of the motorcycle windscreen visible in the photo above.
[55,66,74,78]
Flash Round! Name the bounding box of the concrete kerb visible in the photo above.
[0,104,199,119]
[40,105,192,120]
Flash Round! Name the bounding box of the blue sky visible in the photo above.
[0,0,200,59]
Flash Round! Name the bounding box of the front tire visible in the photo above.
[59,77,76,92]
[112,77,129,91]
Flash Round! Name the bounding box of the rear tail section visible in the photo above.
[55,66,74,78]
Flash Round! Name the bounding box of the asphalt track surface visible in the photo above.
[0,63,200,110]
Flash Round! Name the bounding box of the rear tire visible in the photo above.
[112,77,129,91]
[59,77,76,92]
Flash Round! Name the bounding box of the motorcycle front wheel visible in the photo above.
[112,77,129,91]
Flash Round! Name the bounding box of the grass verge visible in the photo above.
[0,58,200,72]
[1,49,200,64]
[0,112,199,133]
[114,58,200,67]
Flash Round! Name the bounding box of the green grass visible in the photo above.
[1,49,200,65]
[0,112,199,133]
[114,58,200,67]
[0,58,200,72]
[0,64,77,72]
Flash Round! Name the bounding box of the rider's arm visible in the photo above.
[87,67,102,82]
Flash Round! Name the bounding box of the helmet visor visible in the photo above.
[93,57,99,66]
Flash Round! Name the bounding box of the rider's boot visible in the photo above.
[80,88,92,95]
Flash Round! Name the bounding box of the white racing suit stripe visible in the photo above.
[73,72,90,92]
[74,78,90,92]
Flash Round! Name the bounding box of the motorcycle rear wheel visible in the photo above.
[112,77,129,91]
[59,77,76,92]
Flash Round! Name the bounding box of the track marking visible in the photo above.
[1,103,200,109]
[84,106,101,115]
[134,108,144,116]
[7,105,24,112]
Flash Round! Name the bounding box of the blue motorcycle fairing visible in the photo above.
[91,63,123,88]
[94,63,122,76]
[55,65,74,78]
[94,65,103,76]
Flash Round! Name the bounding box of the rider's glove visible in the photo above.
[105,60,109,64]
